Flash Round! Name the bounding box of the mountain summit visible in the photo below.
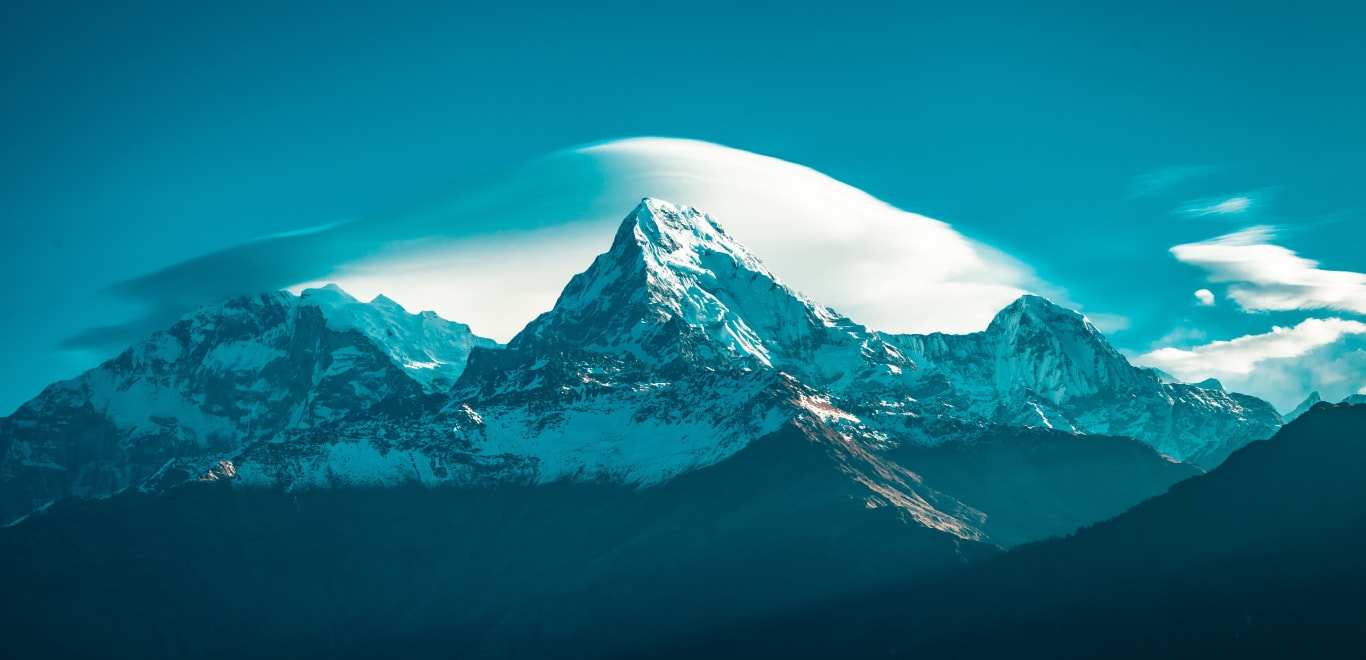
[510,198,829,364]
[890,295,1281,467]
[511,198,909,386]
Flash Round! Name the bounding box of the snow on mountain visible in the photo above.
[889,295,1281,468]
[300,284,499,392]
[234,360,986,541]
[1192,377,1225,391]
[510,198,912,391]
[0,289,495,523]
[235,367,794,491]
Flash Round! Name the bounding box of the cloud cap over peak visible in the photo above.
[68,138,1045,349]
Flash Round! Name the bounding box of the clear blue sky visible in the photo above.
[2,0,1364,412]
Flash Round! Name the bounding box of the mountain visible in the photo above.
[658,402,1366,659]
[0,420,1003,659]
[889,296,1282,468]
[507,198,914,393]
[1288,392,1366,423]
[0,286,496,523]
[223,198,1196,546]
[2,198,1268,545]
[1285,390,1322,422]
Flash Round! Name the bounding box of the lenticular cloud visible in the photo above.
[73,138,1042,348]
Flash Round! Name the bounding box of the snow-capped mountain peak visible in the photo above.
[625,198,742,261]
[299,284,499,392]
[987,295,1107,348]
[0,286,498,523]
[888,293,1280,466]
[976,294,1145,400]
[509,198,858,373]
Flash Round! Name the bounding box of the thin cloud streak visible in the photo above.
[1126,165,1215,199]
[1177,194,1254,217]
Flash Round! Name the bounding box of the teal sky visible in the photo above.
[2,0,1364,413]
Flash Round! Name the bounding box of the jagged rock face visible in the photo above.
[510,199,914,391]
[890,296,1282,468]
[0,198,1280,541]
[0,289,494,523]
[299,284,500,393]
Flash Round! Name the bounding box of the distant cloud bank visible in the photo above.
[1136,318,1366,378]
[1134,318,1366,411]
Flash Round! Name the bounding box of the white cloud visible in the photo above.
[1148,326,1209,351]
[290,223,608,341]
[1171,226,1366,315]
[1136,318,1366,377]
[1133,318,1366,411]
[1194,289,1215,306]
[90,138,1043,346]
[1178,195,1252,217]
[577,139,1043,336]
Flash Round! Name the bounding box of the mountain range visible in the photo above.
[0,197,1302,656]
[0,199,1280,524]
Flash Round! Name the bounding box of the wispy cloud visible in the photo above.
[1126,165,1215,199]
[1132,319,1366,411]
[1171,226,1366,315]
[1177,194,1254,217]
[1135,318,1366,377]
[1194,289,1215,306]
